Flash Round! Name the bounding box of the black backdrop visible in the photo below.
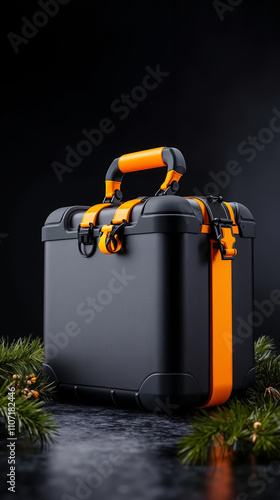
[1,0,280,349]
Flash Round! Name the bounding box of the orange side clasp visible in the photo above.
[221,227,237,258]
[98,222,126,255]
[213,218,237,260]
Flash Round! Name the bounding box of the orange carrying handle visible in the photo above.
[104,147,186,200]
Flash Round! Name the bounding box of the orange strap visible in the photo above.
[80,203,112,228]
[203,241,233,406]
[112,198,144,224]
[99,199,144,255]
[186,198,239,235]
[188,198,236,407]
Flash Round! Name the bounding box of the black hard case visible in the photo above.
[42,196,256,412]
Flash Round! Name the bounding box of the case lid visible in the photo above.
[42,195,256,242]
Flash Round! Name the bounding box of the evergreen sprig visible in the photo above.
[0,336,44,377]
[0,381,58,447]
[178,335,280,465]
[247,336,280,402]
[178,398,280,465]
[0,336,59,446]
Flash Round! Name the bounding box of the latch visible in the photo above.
[212,218,237,260]
[78,223,95,258]
[99,220,127,255]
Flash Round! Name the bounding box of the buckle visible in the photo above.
[99,220,127,254]
[78,223,95,258]
[212,218,237,260]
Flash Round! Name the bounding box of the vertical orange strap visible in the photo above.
[201,241,233,407]
[188,198,234,408]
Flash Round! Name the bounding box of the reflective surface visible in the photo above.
[0,402,280,500]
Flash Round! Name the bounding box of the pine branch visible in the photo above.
[0,336,58,446]
[254,335,276,358]
[178,398,280,465]
[31,373,57,404]
[0,384,59,447]
[0,336,44,377]
[246,335,280,403]
[178,335,280,465]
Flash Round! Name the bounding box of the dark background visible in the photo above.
[1,0,280,348]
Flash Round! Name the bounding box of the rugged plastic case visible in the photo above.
[42,195,255,412]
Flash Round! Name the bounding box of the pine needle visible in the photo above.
[0,336,44,377]
[247,335,280,403]
[0,336,59,446]
[178,335,280,465]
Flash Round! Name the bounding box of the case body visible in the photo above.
[42,195,255,412]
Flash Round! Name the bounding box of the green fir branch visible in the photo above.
[0,336,44,377]
[30,373,57,404]
[178,398,280,465]
[246,335,280,402]
[178,335,280,465]
[0,387,59,446]
[0,336,58,446]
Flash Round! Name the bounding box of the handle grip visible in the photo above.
[104,147,186,201]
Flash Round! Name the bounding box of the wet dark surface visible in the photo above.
[0,402,280,500]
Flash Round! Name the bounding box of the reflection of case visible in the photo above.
[42,147,255,412]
